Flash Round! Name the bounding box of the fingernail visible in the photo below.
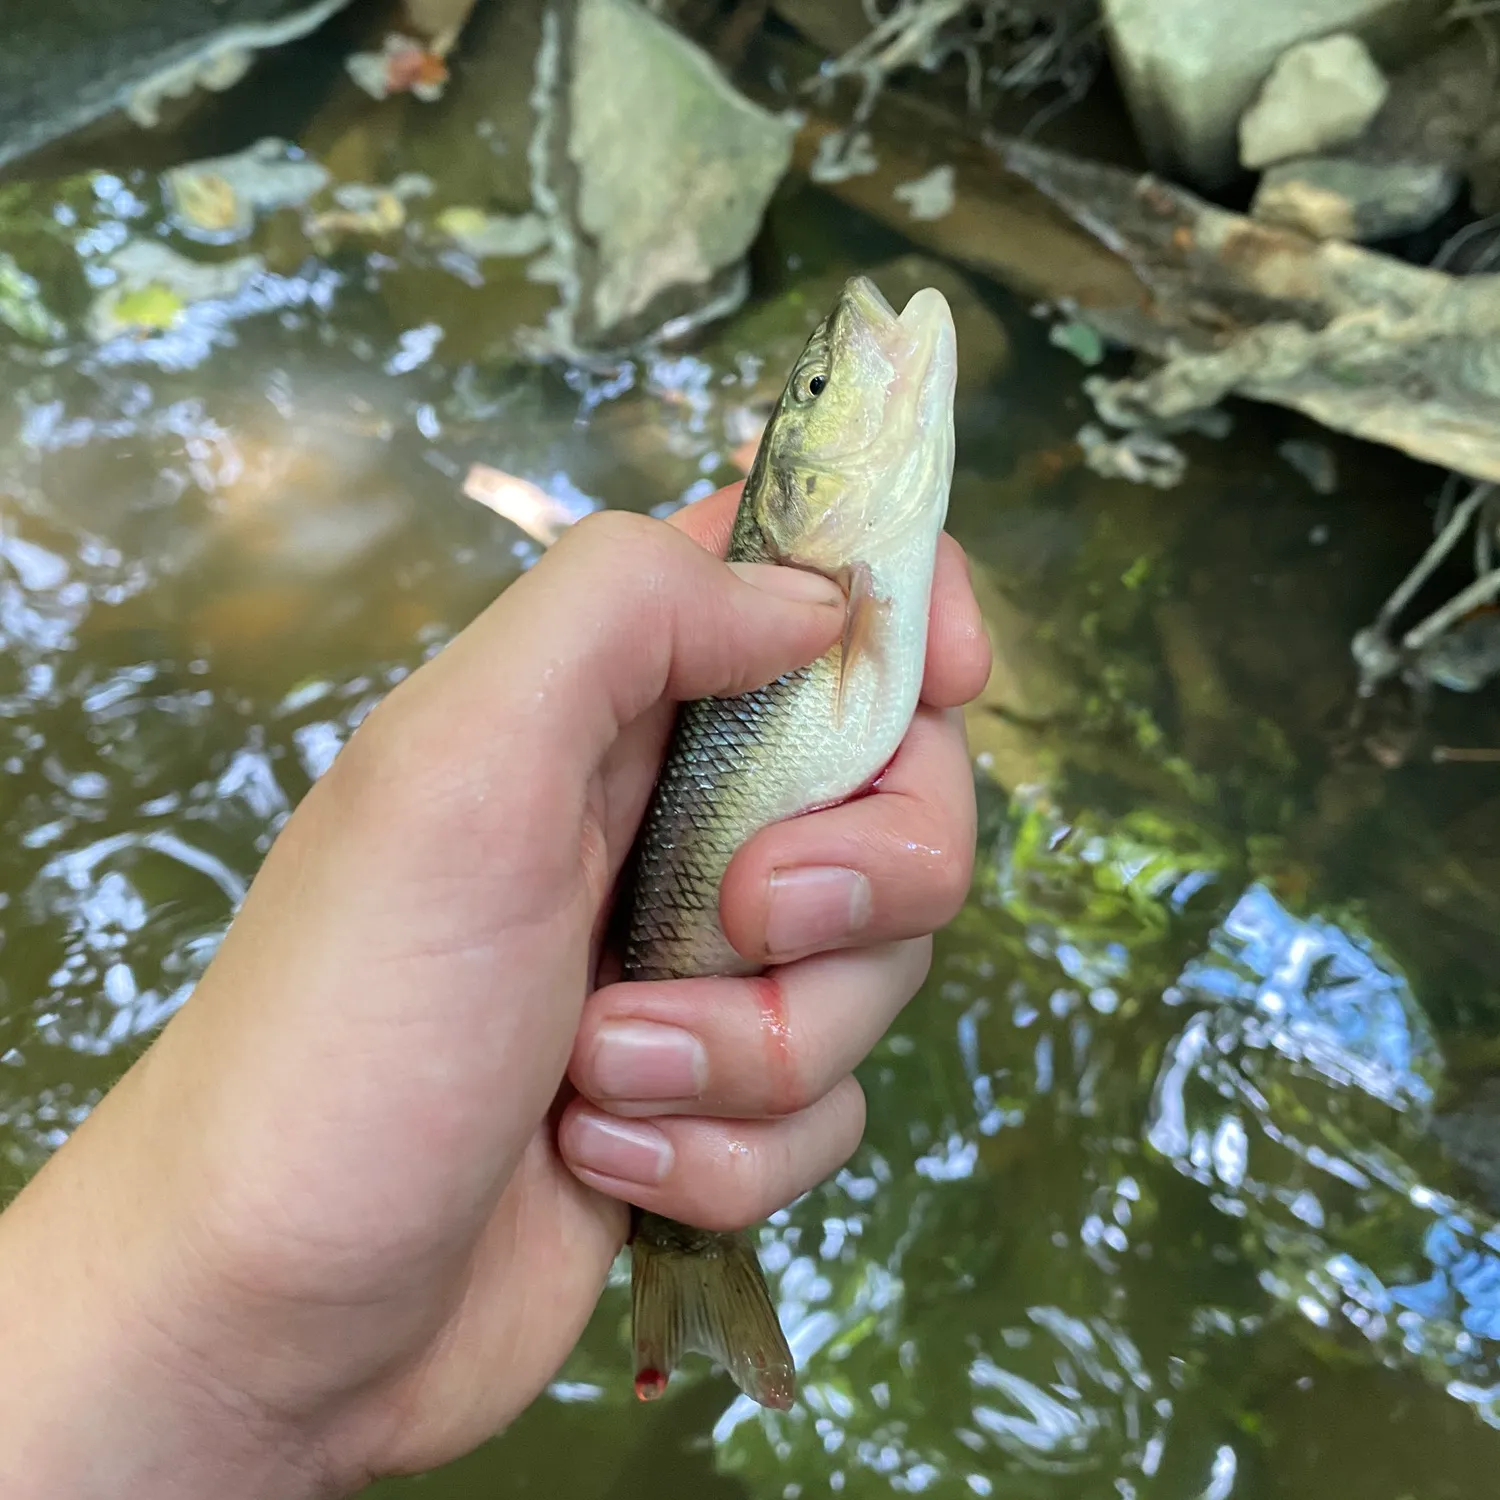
[729,561,842,608]
[590,1021,707,1102]
[765,866,872,960]
[566,1114,673,1185]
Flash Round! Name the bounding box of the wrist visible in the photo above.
[0,1054,338,1500]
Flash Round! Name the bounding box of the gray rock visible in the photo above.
[0,0,355,172]
[1239,34,1389,170]
[565,0,796,346]
[1360,36,1496,172]
[1252,155,1459,241]
[1102,0,1444,189]
[356,0,795,355]
[1472,116,1500,218]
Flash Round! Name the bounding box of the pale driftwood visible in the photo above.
[997,138,1500,484]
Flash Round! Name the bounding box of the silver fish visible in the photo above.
[622,274,957,1409]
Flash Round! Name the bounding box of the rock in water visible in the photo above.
[1239,34,1390,170]
[381,0,795,356]
[563,0,796,348]
[0,0,355,172]
[1102,0,1439,189]
[1252,155,1458,241]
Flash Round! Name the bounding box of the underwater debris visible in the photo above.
[87,240,263,342]
[809,129,879,183]
[1278,438,1339,496]
[804,0,1101,129]
[1351,480,1500,709]
[165,138,330,241]
[304,174,433,243]
[1049,315,1105,365]
[0,253,66,344]
[893,163,956,220]
[346,32,450,102]
[433,208,551,260]
[1077,423,1186,488]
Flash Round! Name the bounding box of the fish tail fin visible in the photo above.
[631,1214,796,1410]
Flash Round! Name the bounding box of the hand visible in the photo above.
[0,484,990,1499]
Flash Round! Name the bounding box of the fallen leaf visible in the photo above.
[462,464,579,546]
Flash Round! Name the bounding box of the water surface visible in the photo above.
[4,38,1500,1500]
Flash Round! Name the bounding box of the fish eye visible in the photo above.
[794,366,828,403]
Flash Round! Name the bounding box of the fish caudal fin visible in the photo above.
[631,1215,796,1410]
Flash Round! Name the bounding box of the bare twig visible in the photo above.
[1402,563,1500,654]
[1376,483,1492,632]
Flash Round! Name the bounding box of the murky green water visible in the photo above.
[5,31,1500,1500]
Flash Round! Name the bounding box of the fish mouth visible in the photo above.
[841,275,954,404]
[842,274,898,328]
[840,275,957,442]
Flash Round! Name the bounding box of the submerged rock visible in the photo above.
[1102,0,1442,189]
[165,137,330,242]
[1252,155,1459,242]
[1360,36,1498,176]
[1239,34,1389,171]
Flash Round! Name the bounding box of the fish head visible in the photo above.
[746,274,956,574]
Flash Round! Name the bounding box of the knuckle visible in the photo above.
[934,844,974,917]
[324,693,428,815]
[693,1140,774,1232]
[565,508,664,571]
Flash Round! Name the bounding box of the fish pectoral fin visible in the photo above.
[631,1217,796,1411]
[835,562,889,728]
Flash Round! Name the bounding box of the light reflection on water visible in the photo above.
[3,118,1500,1500]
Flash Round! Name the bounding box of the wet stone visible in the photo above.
[1239,33,1389,171]
[1252,155,1460,242]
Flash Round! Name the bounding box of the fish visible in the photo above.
[619,273,958,1409]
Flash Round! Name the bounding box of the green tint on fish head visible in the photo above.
[747,274,957,574]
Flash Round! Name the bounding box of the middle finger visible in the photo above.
[569,937,931,1119]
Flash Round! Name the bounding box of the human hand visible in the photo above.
[0,483,990,1499]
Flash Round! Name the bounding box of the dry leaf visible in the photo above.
[462,464,579,546]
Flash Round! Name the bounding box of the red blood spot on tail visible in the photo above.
[635,1368,668,1401]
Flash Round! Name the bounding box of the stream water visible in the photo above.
[4,20,1500,1499]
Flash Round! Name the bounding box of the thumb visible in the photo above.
[400,509,844,768]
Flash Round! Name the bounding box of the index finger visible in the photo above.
[663,482,744,556]
[660,483,990,710]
